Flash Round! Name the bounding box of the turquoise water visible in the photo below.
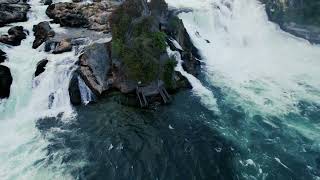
[1,0,320,179]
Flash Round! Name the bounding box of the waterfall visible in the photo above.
[166,0,320,138]
[0,0,78,178]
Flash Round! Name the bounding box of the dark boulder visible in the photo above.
[0,1,30,27]
[43,0,52,5]
[0,49,6,63]
[79,42,111,95]
[0,65,12,99]
[35,59,48,77]
[68,73,81,105]
[0,26,27,46]
[32,21,55,49]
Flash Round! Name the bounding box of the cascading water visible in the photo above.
[0,0,79,179]
[167,0,320,179]
[1,0,320,179]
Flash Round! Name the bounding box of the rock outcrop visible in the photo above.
[0,26,27,46]
[35,59,48,77]
[45,38,73,54]
[70,0,196,107]
[32,21,55,49]
[0,65,12,99]
[166,15,201,75]
[79,42,111,95]
[0,49,6,63]
[46,2,113,32]
[0,0,30,27]
[261,0,320,43]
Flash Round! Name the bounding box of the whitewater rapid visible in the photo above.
[0,0,78,179]
[166,0,320,179]
[1,0,320,179]
[167,0,320,137]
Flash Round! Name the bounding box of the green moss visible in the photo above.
[150,32,167,52]
[162,58,177,88]
[110,0,171,84]
[132,17,155,37]
[168,16,181,30]
[111,12,131,40]
[111,38,124,58]
[122,46,159,83]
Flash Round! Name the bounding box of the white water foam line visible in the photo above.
[0,0,79,178]
[166,0,320,116]
[167,45,220,114]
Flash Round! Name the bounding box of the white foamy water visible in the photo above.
[167,45,220,113]
[166,0,320,138]
[0,0,78,179]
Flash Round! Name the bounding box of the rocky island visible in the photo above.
[1,0,320,179]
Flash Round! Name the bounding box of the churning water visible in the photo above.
[1,0,320,179]
[167,0,320,179]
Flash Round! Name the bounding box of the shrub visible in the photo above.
[162,58,177,88]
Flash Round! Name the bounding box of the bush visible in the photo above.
[110,0,171,84]
[150,32,167,52]
[162,58,177,88]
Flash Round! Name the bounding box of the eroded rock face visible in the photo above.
[0,0,30,27]
[32,21,55,49]
[261,0,320,43]
[0,26,27,46]
[165,16,201,76]
[46,2,113,32]
[79,42,111,95]
[35,59,49,77]
[0,65,12,99]
[0,49,6,63]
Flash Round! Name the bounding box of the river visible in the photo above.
[0,0,320,179]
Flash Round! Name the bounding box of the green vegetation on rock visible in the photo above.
[110,0,175,85]
[162,58,177,88]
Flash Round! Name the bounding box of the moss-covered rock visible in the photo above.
[110,0,171,85]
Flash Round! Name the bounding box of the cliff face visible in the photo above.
[261,0,320,43]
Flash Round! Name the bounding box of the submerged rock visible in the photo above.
[68,73,81,105]
[0,65,12,98]
[0,0,30,27]
[0,26,27,46]
[0,49,6,63]
[35,59,49,77]
[46,2,113,32]
[166,15,201,75]
[32,21,55,49]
